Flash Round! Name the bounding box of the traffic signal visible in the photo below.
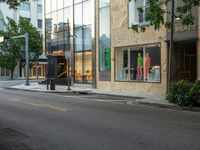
[0,36,9,43]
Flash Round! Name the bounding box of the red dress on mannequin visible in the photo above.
[145,55,151,80]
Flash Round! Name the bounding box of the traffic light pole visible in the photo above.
[25,32,29,85]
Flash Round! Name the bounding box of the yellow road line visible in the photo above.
[7,99,72,112]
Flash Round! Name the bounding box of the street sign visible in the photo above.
[65,50,72,60]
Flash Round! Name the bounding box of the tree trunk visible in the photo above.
[36,58,39,79]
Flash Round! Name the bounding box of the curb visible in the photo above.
[4,87,200,113]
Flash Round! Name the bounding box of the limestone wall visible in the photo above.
[95,0,168,94]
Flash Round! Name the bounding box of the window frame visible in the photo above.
[115,43,161,83]
[128,0,150,27]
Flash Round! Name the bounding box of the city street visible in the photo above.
[0,88,199,150]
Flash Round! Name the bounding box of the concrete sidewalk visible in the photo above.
[6,82,177,108]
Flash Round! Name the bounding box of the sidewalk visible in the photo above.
[6,81,177,108]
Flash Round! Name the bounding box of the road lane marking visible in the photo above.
[7,99,72,112]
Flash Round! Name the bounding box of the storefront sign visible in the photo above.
[175,25,197,33]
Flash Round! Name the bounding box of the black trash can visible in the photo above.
[50,78,55,90]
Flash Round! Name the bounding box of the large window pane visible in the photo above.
[57,0,63,10]
[75,27,83,51]
[51,0,57,12]
[45,0,51,14]
[83,0,92,25]
[51,12,57,40]
[129,0,149,26]
[145,45,161,82]
[74,3,82,27]
[99,0,111,81]
[64,0,72,7]
[74,0,82,4]
[130,47,144,81]
[115,45,161,82]
[37,4,42,13]
[83,26,92,50]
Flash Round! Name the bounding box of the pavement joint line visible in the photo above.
[7,98,72,112]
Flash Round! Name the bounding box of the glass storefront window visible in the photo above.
[75,51,92,82]
[74,3,83,27]
[83,26,92,50]
[83,0,92,25]
[45,0,51,14]
[51,12,58,40]
[74,0,82,4]
[99,0,111,81]
[75,27,83,51]
[57,0,63,10]
[51,0,57,12]
[115,44,161,82]
[64,0,72,7]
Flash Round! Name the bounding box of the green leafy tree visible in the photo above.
[18,16,42,67]
[129,0,200,32]
[0,17,21,79]
[0,0,29,9]
[0,17,42,79]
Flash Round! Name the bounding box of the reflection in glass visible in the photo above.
[115,45,161,82]
[99,0,110,74]
[51,12,58,40]
[45,0,51,14]
[75,27,83,51]
[51,0,57,12]
[83,26,92,50]
[83,0,92,25]
[57,0,63,10]
[74,3,82,27]
[64,0,72,7]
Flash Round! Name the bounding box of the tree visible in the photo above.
[18,16,42,66]
[129,0,200,32]
[0,17,21,79]
[0,0,28,9]
[0,17,42,79]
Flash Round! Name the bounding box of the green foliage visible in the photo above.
[167,80,200,107]
[189,81,200,106]
[166,80,193,106]
[129,0,200,32]
[0,0,29,9]
[0,17,42,79]
[18,17,42,62]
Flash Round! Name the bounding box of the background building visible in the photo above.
[0,0,46,80]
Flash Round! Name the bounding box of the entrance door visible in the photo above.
[172,42,196,81]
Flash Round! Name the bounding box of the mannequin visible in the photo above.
[137,53,143,80]
[145,53,151,80]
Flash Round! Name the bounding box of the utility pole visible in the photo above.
[167,0,174,92]
[67,19,71,90]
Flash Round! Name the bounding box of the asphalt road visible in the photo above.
[0,88,199,150]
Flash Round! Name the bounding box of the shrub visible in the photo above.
[166,80,193,107]
[189,80,200,106]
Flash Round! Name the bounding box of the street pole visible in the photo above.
[67,19,71,90]
[167,0,174,92]
[25,32,29,85]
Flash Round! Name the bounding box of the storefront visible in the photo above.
[44,0,94,84]
[115,44,161,82]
